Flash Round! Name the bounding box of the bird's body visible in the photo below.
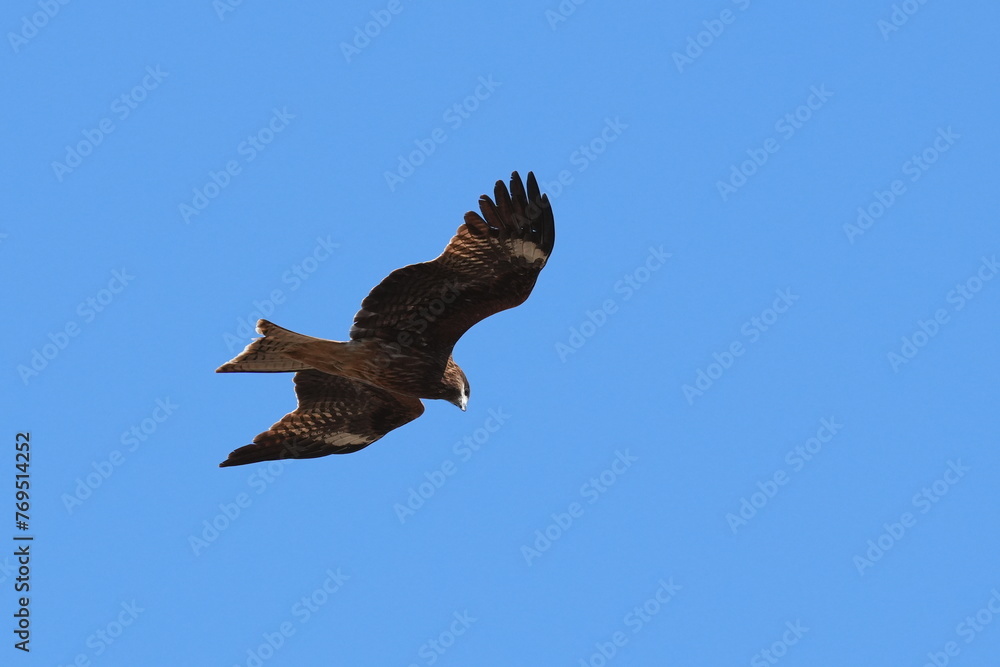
[216,171,554,467]
[225,324,465,401]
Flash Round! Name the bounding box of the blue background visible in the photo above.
[4,1,999,665]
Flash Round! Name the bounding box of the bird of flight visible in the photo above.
[216,171,555,467]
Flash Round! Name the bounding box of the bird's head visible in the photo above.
[443,361,470,411]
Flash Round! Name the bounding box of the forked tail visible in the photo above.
[216,319,317,373]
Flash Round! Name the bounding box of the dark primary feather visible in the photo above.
[219,370,424,467]
[349,171,554,354]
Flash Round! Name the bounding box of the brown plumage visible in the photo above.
[216,171,554,467]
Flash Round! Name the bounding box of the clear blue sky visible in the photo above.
[4,1,1000,665]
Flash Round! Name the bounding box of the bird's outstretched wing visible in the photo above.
[349,170,555,355]
[219,370,424,467]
